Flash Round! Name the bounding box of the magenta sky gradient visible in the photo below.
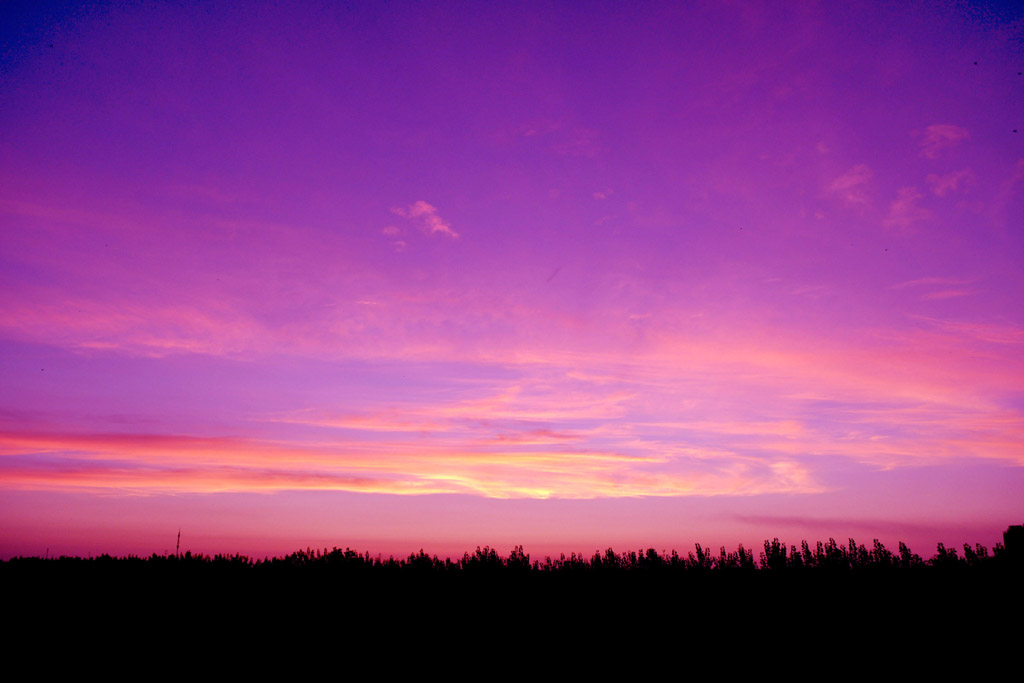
[2,1,1023,560]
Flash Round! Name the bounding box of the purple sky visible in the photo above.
[2,1,1023,559]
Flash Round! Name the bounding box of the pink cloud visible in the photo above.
[921,289,971,300]
[912,316,1024,346]
[990,158,1024,225]
[927,169,974,196]
[0,297,267,358]
[884,187,931,231]
[488,429,581,444]
[826,164,873,206]
[919,124,969,159]
[889,278,974,301]
[0,426,823,499]
[391,201,459,238]
[890,277,971,289]
[4,292,1024,506]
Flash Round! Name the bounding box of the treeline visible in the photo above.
[4,537,1017,574]
[7,536,1022,656]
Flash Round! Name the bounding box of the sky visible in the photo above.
[1,0,1023,560]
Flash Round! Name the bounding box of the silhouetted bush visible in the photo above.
[5,535,1019,601]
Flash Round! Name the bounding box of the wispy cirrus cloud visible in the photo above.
[889,277,974,301]
[927,169,974,196]
[884,187,931,231]
[0,425,823,499]
[391,201,458,238]
[0,297,267,358]
[919,124,969,159]
[920,289,971,301]
[826,164,873,206]
[890,277,972,289]
[379,225,407,250]
[487,429,581,445]
[4,302,1024,503]
[989,158,1024,225]
[911,316,1024,346]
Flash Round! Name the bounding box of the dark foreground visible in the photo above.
[6,538,1022,668]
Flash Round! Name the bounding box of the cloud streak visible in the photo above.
[391,201,459,238]
[927,169,973,196]
[826,164,873,206]
[884,187,931,231]
[0,426,824,499]
[919,124,969,159]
